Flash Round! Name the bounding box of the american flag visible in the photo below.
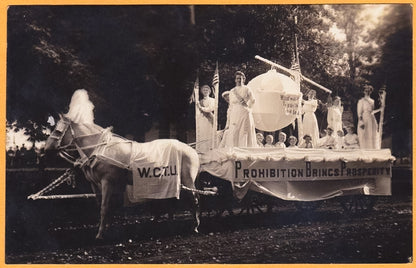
[290,52,301,72]
[189,76,199,104]
[212,62,219,92]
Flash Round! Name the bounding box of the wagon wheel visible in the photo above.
[238,192,267,215]
[339,195,377,215]
[294,201,322,212]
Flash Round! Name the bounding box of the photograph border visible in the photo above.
[0,1,414,267]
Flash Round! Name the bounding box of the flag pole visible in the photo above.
[292,15,303,144]
[254,55,332,94]
[378,85,386,149]
[212,61,220,149]
[193,75,200,151]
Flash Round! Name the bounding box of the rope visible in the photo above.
[27,169,75,200]
[29,193,96,200]
[181,185,218,196]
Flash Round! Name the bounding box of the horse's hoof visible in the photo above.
[95,234,104,240]
[193,227,199,234]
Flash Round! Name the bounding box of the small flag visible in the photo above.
[189,76,199,104]
[290,52,301,72]
[212,62,219,91]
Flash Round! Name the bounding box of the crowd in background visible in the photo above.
[6,144,52,169]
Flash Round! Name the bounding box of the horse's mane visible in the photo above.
[65,89,95,124]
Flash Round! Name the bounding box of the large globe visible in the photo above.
[248,69,302,132]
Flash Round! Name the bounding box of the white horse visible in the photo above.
[45,89,201,239]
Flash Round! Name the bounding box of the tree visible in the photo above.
[368,5,412,156]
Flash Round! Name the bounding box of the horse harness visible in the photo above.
[51,118,130,170]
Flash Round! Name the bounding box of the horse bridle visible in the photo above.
[49,116,75,150]
[49,116,108,166]
[48,116,80,164]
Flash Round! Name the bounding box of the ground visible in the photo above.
[5,168,412,264]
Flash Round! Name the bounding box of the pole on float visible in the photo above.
[378,85,386,149]
[254,55,332,94]
[212,61,220,149]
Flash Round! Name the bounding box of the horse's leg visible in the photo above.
[180,147,201,233]
[191,191,200,233]
[90,182,101,208]
[96,178,113,240]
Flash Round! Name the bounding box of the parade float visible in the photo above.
[195,54,394,212]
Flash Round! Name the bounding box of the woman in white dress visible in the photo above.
[196,85,215,152]
[357,85,379,149]
[219,71,257,148]
[302,90,320,148]
[327,96,343,134]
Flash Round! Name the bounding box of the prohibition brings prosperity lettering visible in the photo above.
[234,161,391,179]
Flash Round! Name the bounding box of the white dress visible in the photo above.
[357,97,379,149]
[196,96,215,153]
[327,105,343,134]
[219,86,257,148]
[275,142,286,148]
[302,99,320,147]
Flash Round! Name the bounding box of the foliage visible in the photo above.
[6,5,412,155]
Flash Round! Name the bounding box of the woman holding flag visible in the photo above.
[196,85,215,153]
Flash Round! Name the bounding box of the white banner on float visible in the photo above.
[200,148,394,200]
[233,160,392,182]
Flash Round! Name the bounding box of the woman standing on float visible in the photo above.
[196,85,215,153]
[219,71,257,148]
[357,84,379,149]
[327,96,344,134]
[302,89,320,148]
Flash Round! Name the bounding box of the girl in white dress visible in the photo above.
[327,96,343,134]
[302,90,319,148]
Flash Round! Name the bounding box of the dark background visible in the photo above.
[6,5,413,157]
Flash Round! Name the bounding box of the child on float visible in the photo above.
[256,132,265,147]
[300,134,313,148]
[344,126,360,149]
[288,136,298,148]
[335,129,345,149]
[319,127,336,149]
[265,134,275,148]
[275,132,287,148]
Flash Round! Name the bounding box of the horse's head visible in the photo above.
[45,114,74,152]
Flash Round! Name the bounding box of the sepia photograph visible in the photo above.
[4,4,413,265]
